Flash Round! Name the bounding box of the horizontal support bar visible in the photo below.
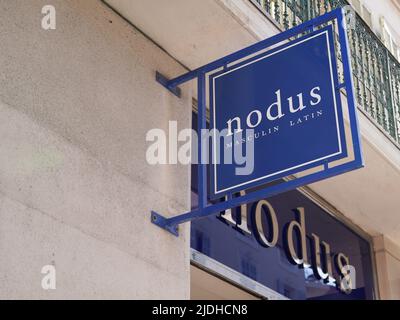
[151,211,179,236]
[156,71,181,98]
[151,158,363,236]
[163,8,344,88]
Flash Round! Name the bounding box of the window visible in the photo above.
[349,0,362,14]
[241,258,257,281]
[380,17,400,61]
[349,0,372,28]
[362,6,372,28]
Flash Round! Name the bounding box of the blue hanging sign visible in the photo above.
[152,8,364,237]
[210,25,346,198]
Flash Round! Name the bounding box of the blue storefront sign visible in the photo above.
[191,108,374,299]
[152,9,363,238]
[191,178,376,300]
[210,25,346,198]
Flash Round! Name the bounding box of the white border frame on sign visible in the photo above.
[212,29,342,196]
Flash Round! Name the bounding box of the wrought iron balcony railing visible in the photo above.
[252,0,400,145]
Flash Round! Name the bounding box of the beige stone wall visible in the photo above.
[374,235,400,299]
[0,0,191,299]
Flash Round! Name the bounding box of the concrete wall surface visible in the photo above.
[0,0,191,299]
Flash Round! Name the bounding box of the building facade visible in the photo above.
[0,0,399,299]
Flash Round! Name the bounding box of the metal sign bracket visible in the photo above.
[151,8,364,237]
